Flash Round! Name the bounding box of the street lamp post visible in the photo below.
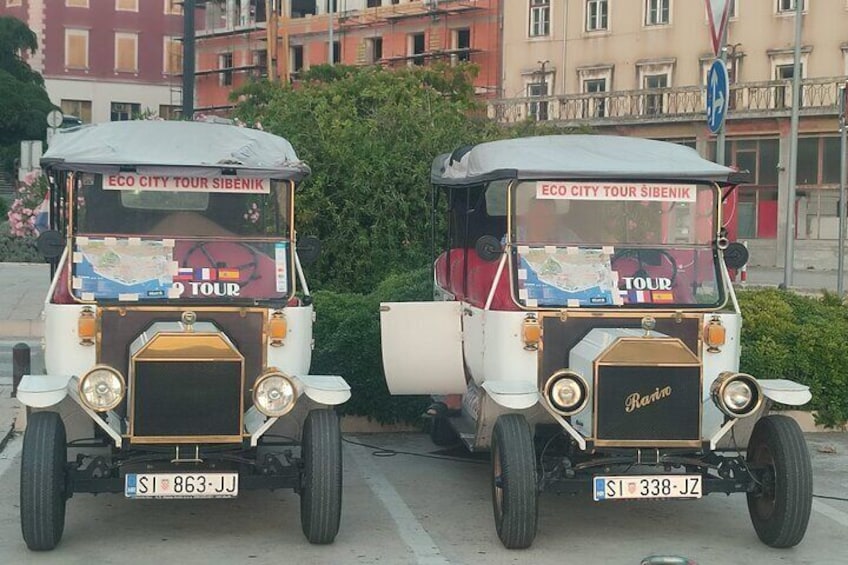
[783,0,803,288]
[839,84,847,295]
[182,0,196,119]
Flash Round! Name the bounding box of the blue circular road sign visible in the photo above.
[706,59,729,134]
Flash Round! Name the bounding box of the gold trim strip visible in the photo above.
[129,435,244,445]
[593,439,703,448]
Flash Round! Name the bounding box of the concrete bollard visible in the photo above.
[12,342,31,398]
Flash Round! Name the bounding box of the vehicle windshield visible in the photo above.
[74,173,289,238]
[509,180,723,309]
[68,173,293,303]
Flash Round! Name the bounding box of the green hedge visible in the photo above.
[0,233,44,262]
[310,268,433,424]
[737,288,848,428]
[312,276,848,428]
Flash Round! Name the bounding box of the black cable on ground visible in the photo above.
[342,437,487,465]
[813,494,848,502]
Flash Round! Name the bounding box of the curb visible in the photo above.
[0,320,43,339]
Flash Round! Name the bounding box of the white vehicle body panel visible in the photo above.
[701,312,742,438]
[43,302,97,377]
[16,374,73,408]
[267,304,314,376]
[380,301,466,394]
[468,307,538,390]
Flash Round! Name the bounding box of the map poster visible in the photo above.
[73,239,174,300]
[517,247,620,307]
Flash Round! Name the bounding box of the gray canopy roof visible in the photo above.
[432,135,744,186]
[41,120,310,180]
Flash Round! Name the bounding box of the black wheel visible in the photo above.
[491,414,538,549]
[300,409,342,544]
[429,416,458,447]
[20,411,68,551]
[746,415,812,548]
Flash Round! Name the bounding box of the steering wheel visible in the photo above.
[181,242,261,288]
[611,248,678,287]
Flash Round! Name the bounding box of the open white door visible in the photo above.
[380,301,466,395]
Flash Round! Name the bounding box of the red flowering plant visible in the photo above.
[7,171,49,238]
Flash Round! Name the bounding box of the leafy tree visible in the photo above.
[233,63,562,293]
[0,17,53,174]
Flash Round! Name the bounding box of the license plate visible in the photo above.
[593,474,702,501]
[125,472,239,499]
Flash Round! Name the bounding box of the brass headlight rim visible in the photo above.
[711,371,763,418]
[543,369,590,417]
[252,369,298,418]
[78,364,126,413]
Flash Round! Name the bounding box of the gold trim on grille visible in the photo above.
[133,333,244,361]
[597,337,700,365]
[128,331,245,444]
[592,336,703,448]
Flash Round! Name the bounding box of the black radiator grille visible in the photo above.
[132,361,242,439]
[596,365,700,444]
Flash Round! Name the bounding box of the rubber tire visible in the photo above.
[429,416,458,447]
[491,414,538,549]
[746,415,813,548]
[20,411,68,551]
[300,409,342,544]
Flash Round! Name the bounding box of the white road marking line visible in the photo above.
[346,439,452,565]
[0,435,22,478]
[813,499,848,528]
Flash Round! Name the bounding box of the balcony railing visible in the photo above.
[489,76,848,125]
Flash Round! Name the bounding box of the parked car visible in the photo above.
[18,120,350,550]
[379,135,813,549]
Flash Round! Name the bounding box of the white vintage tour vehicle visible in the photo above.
[380,135,813,549]
[18,120,350,550]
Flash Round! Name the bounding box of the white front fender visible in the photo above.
[759,379,812,406]
[294,375,351,406]
[482,380,539,410]
[16,374,73,408]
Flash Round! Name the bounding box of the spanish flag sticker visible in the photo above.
[651,291,674,303]
[218,268,240,281]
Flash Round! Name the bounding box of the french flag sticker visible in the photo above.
[195,268,217,281]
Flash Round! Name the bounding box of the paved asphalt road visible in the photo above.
[0,432,845,565]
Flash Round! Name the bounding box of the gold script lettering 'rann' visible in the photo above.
[625,386,672,413]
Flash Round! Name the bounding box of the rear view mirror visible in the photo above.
[297,235,322,265]
[475,235,503,262]
[36,230,65,259]
[723,242,750,270]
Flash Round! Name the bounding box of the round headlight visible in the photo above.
[711,372,762,418]
[253,371,296,417]
[79,366,125,412]
[723,380,753,410]
[544,371,589,416]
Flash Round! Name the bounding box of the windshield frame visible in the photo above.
[62,171,297,307]
[504,178,727,311]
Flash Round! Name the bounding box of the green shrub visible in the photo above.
[737,288,848,427]
[0,233,44,262]
[311,268,432,424]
